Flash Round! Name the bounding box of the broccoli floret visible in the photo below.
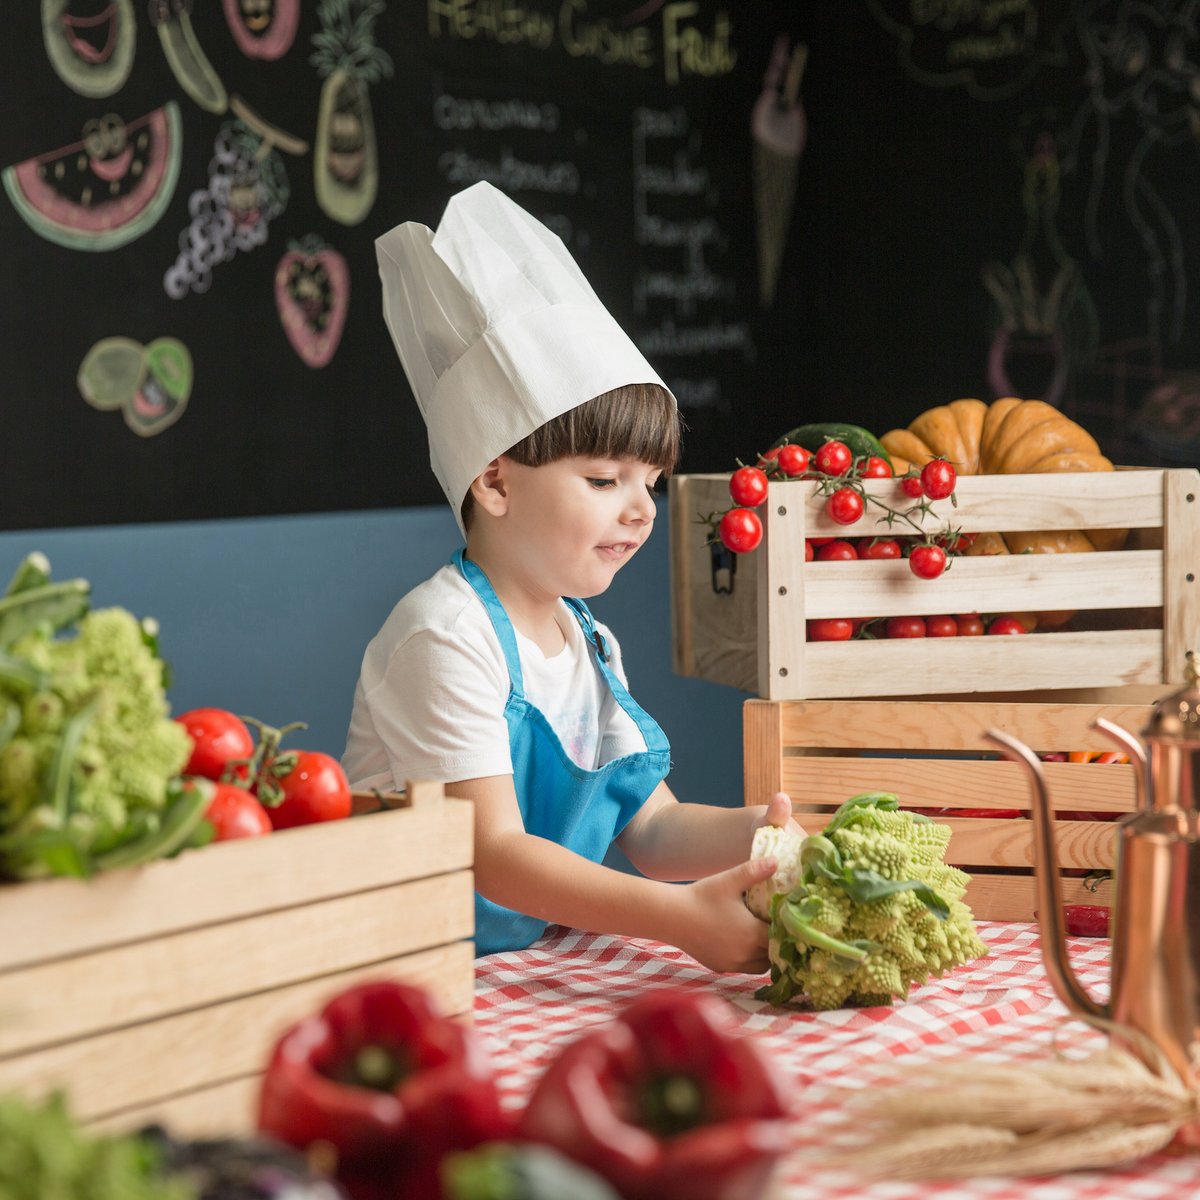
[0,606,192,878]
[754,793,988,1010]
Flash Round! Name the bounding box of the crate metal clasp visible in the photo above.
[710,541,737,594]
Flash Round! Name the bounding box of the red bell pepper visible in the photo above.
[517,988,790,1200]
[257,980,511,1200]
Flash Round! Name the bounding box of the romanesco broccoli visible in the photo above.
[0,556,197,879]
[753,792,988,1010]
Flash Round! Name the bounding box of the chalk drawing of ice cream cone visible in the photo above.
[752,35,807,308]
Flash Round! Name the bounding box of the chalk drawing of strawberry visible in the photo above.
[274,234,349,368]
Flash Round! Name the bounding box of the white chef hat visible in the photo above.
[376,181,675,534]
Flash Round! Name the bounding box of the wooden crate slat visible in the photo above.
[0,942,475,1124]
[964,873,1112,923]
[779,629,1161,700]
[87,1074,259,1138]
[0,800,473,973]
[0,871,473,1058]
[1162,470,1200,683]
[771,698,1154,750]
[802,550,1161,619]
[784,757,1135,815]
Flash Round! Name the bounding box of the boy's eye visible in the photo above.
[587,478,616,488]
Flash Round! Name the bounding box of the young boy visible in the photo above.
[344,182,798,974]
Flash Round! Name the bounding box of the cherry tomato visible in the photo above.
[757,446,782,469]
[1061,904,1111,938]
[718,507,763,553]
[885,615,926,638]
[956,613,985,636]
[858,537,902,560]
[807,536,835,545]
[807,618,855,641]
[204,782,272,841]
[988,615,1028,635]
[176,707,255,783]
[805,539,814,561]
[266,750,353,830]
[729,465,769,507]
[920,458,957,500]
[909,543,947,580]
[825,486,865,526]
[814,440,853,476]
[926,614,958,637]
[816,539,858,561]
[776,444,812,476]
[1010,612,1039,632]
[900,473,924,498]
[861,456,893,478]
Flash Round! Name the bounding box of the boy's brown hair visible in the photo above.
[461,382,681,531]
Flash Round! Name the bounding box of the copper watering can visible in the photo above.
[986,661,1200,1088]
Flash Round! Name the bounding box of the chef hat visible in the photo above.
[376,181,675,533]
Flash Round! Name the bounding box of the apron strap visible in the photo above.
[562,596,670,755]
[453,550,525,698]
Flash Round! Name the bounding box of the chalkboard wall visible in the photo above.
[3,1,1199,531]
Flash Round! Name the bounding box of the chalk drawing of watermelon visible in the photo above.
[2,101,182,252]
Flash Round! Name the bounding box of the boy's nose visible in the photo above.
[623,488,656,523]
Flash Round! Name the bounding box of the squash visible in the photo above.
[880,397,1125,555]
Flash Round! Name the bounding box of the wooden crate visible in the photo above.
[745,696,1159,921]
[0,781,474,1137]
[671,467,1200,699]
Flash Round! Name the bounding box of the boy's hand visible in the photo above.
[673,856,780,975]
[752,790,805,839]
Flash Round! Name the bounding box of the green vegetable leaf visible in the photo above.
[822,792,901,836]
[3,552,51,597]
[0,579,90,648]
[0,649,48,694]
[42,698,99,822]
[0,697,20,753]
[778,896,873,963]
[93,779,212,873]
[839,868,951,920]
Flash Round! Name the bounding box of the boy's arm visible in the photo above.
[616,781,802,881]
[450,773,780,974]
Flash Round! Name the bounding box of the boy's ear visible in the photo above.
[470,456,510,517]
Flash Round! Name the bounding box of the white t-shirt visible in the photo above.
[342,565,648,792]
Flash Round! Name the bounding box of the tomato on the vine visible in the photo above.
[900,473,924,498]
[718,507,763,553]
[988,615,1028,635]
[776,443,812,476]
[814,440,853,476]
[204,782,272,841]
[729,465,769,507]
[885,616,926,638]
[909,543,947,579]
[858,537,902,560]
[861,456,893,478]
[825,486,865,526]
[956,613,985,636]
[176,707,254,783]
[264,750,353,830]
[757,446,782,468]
[926,614,958,637]
[920,458,957,500]
[816,539,858,561]
[807,617,855,641]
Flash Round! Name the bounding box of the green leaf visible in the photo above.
[93,780,212,873]
[3,552,51,597]
[822,792,900,837]
[0,648,48,694]
[0,697,19,753]
[839,868,950,920]
[43,698,99,822]
[0,579,90,648]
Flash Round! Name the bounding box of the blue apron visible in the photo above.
[454,550,671,954]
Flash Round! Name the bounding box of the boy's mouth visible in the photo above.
[597,541,636,560]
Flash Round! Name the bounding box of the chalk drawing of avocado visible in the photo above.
[42,0,137,98]
[78,336,193,436]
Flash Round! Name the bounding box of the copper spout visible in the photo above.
[985,728,1108,1022]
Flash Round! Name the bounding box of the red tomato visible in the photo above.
[814,440,853,476]
[757,446,782,468]
[176,708,255,783]
[718,507,763,553]
[1061,904,1111,938]
[900,473,924,498]
[862,456,893,478]
[807,618,855,641]
[804,539,815,561]
[729,465,769,507]
[926,614,958,637]
[909,543,947,580]
[776,444,812,476]
[885,615,926,638]
[920,458,957,500]
[205,782,272,841]
[858,537,902,560]
[816,539,858,561]
[825,486,865,526]
[988,615,1028,635]
[267,751,353,830]
[956,613,985,636]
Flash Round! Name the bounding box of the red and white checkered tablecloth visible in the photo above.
[474,921,1200,1200]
